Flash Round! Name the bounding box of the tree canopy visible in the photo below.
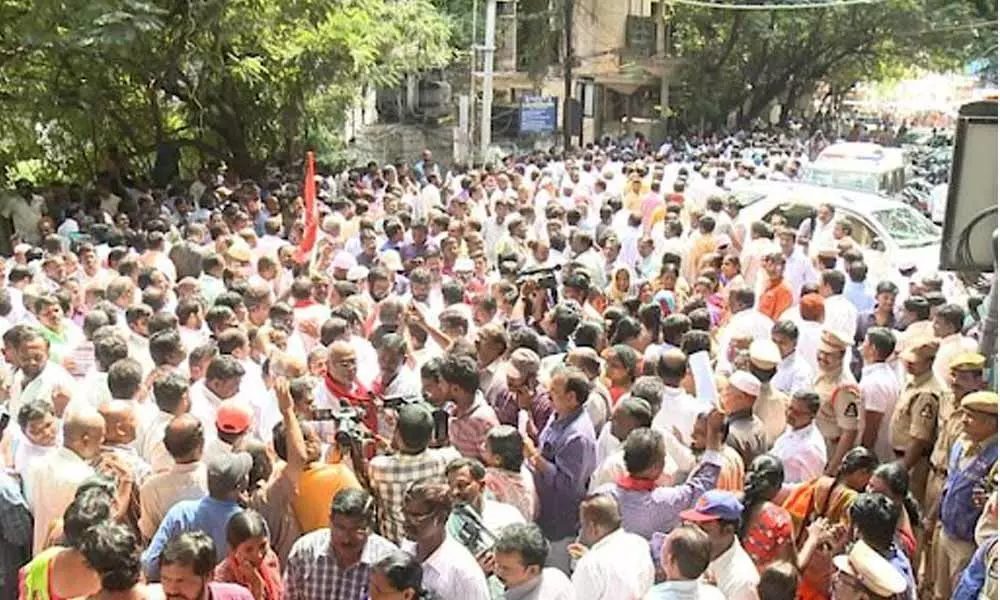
[0,0,454,179]
[666,0,995,127]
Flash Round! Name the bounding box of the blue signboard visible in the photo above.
[520,95,557,134]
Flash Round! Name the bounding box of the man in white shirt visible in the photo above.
[776,227,816,303]
[820,269,858,342]
[770,390,828,484]
[138,414,209,540]
[572,494,654,600]
[858,327,901,463]
[8,329,78,420]
[679,491,760,600]
[652,349,713,447]
[716,287,774,375]
[24,407,105,554]
[402,482,490,600]
[493,522,574,600]
[931,303,978,385]
[770,320,815,396]
[187,355,244,430]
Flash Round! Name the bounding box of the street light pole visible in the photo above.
[562,0,574,150]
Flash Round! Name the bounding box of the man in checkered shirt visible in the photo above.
[368,402,461,544]
[284,488,397,600]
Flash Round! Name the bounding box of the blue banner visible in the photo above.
[520,95,557,134]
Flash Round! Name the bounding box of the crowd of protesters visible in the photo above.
[0,130,994,600]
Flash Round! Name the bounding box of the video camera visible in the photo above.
[453,503,497,555]
[311,407,370,447]
[516,264,561,292]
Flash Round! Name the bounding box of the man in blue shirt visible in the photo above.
[523,365,597,574]
[142,451,251,580]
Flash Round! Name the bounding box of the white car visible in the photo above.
[731,181,962,295]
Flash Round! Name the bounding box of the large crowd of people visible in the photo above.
[0,131,994,600]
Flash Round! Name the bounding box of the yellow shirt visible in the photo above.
[293,463,362,533]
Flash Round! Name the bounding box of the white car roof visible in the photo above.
[734,181,904,215]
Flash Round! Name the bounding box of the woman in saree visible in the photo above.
[740,454,797,572]
[783,447,879,600]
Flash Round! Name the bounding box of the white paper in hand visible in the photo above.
[517,409,530,437]
[689,350,718,405]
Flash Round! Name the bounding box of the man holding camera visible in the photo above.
[368,402,460,544]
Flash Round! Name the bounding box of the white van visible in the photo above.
[801,142,908,196]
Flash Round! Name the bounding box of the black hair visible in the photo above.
[94,334,129,371]
[153,372,190,413]
[149,330,184,366]
[445,457,487,480]
[821,270,846,295]
[875,280,899,296]
[107,358,143,399]
[740,454,785,539]
[439,353,479,395]
[666,525,713,579]
[494,523,549,568]
[935,303,966,335]
[160,531,217,577]
[791,390,821,416]
[18,398,54,431]
[320,317,350,346]
[330,488,376,526]
[573,320,604,350]
[865,327,896,361]
[871,462,922,530]
[903,296,930,321]
[225,509,269,549]
[552,302,583,342]
[622,427,664,475]
[397,403,434,451]
[373,551,431,598]
[79,521,142,592]
[610,316,642,346]
[681,330,712,355]
[849,492,900,551]
[206,354,246,382]
[771,319,799,343]
[63,486,115,549]
[730,287,755,312]
[662,314,691,347]
[485,425,524,472]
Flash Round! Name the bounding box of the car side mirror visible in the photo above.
[871,237,886,252]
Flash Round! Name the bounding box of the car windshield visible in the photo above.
[801,166,881,193]
[872,205,940,249]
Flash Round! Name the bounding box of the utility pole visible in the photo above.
[562,0,574,150]
[480,0,497,158]
[655,1,669,123]
[469,0,478,162]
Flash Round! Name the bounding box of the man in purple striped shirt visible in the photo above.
[524,365,597,574]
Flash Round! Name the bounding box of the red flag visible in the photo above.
[294,151,317,263]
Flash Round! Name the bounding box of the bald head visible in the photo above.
[163,414,205,463]
[63,408,106,460]
[269,350,307,379]
[658,349,688,383]
[580,493,622,533]
[97,400,137,445]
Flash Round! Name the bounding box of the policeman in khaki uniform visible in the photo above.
[813,328,861,476]
[934,391,999,600]
[890,336,944,507]
[747,339,789,446]
[920,352,988,593]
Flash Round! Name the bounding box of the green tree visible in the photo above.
[0,0,453,179]
[666,0,993,128]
